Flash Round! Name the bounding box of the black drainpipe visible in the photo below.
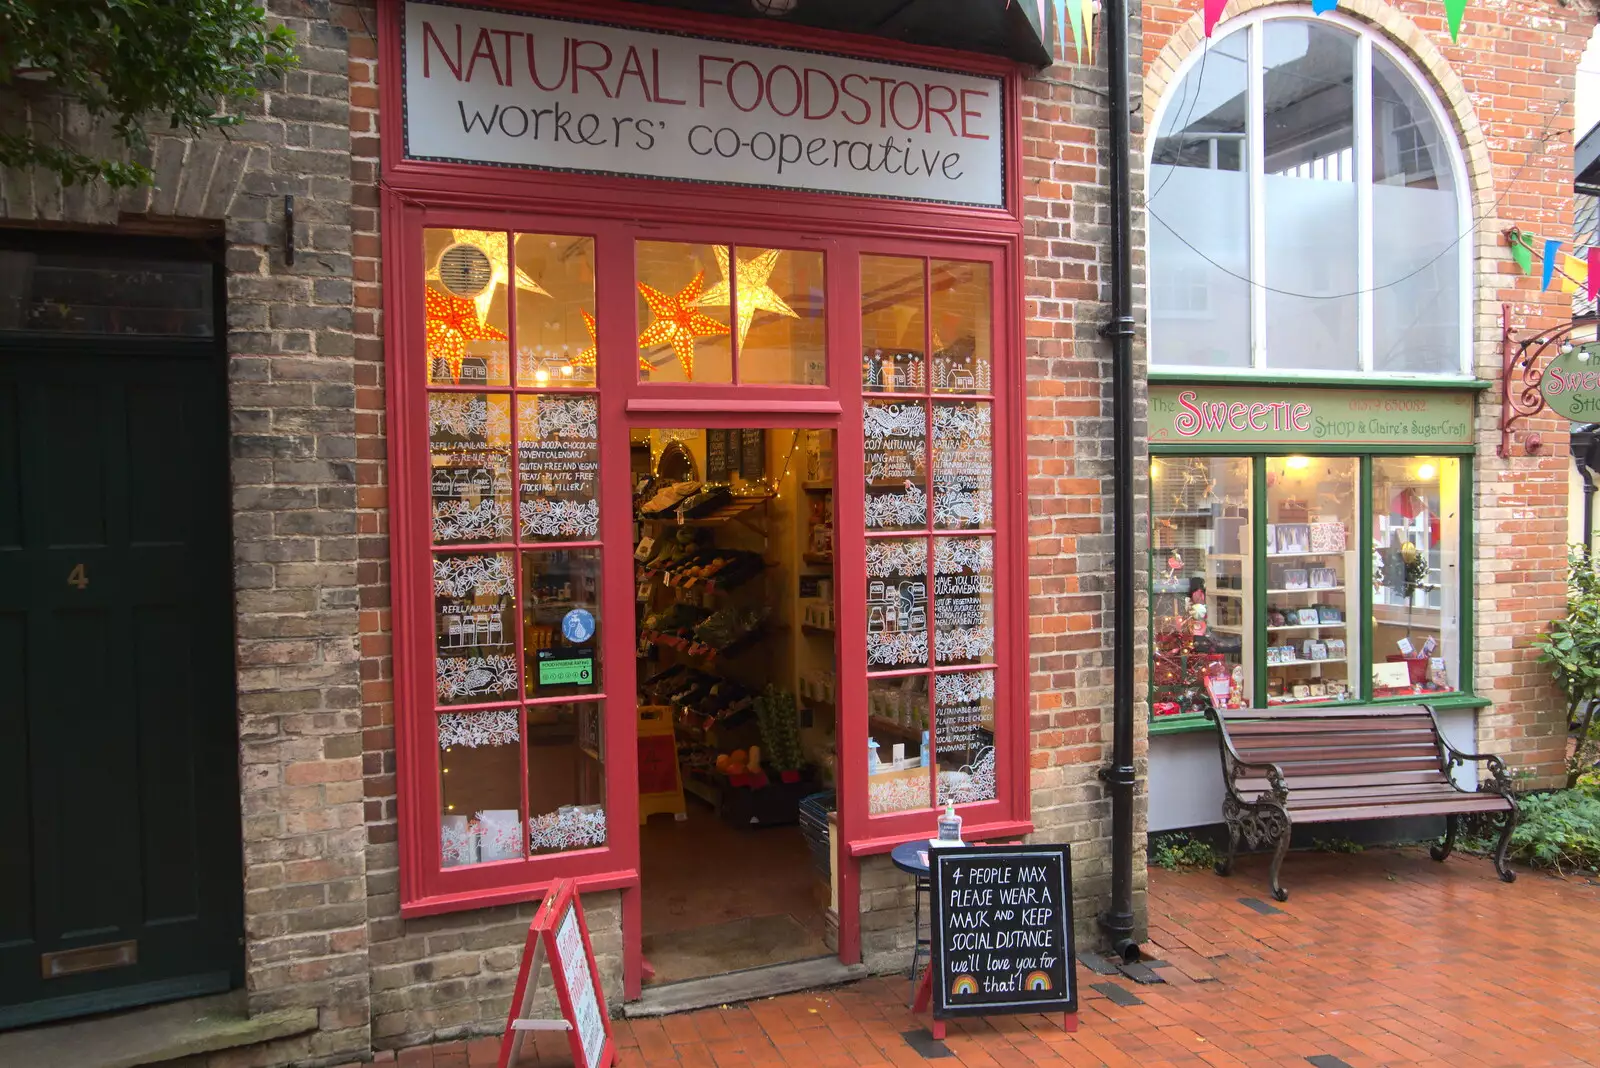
[1096,0,1141,963]
[1575,424,1599,553]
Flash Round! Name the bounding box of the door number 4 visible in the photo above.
[68,564,89,589]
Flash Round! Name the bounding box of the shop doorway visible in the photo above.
[0,236,242,1028]
[632,426,840,985]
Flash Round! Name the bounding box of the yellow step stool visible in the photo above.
[637,704,687,824]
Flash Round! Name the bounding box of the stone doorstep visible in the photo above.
[622,957,869,1018]
[0,992,319,1068]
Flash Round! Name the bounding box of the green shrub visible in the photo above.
[1531,548,1600,789]
[1463,788,1600,874]
[1151,832,1218,871]
[1313,836,1363,854]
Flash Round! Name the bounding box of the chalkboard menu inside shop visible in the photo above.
[928,844,1076,1019]
[705,429,736,484]
[740,428,766,480]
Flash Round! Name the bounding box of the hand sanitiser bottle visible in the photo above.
[937,800,963,844]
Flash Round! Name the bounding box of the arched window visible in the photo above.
[1148,12,1469,376]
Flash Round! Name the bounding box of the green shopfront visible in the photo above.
[1145,383,1488,831]
[1142,6,1496,833]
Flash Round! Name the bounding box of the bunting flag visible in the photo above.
[1590,247,1599,302]
[1311,0,1338,13]
[1558,253,1588,296]
[1444,0,1467,42]
[1541,239,1561,291]
[1058,0,1085,62]
[1080,0,1095,62]
[1203,0,1227,37]
[1509,232,1533,275]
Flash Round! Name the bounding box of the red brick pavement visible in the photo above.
[374,847,1600,1068]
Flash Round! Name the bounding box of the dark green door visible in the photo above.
[0,242,242,1028]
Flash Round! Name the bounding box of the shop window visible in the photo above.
[862,255,998,816]
[1148,14,1469,376]
[1264,457,1358,705]
[1149,451,1466,720]
[1372,458,1461,695]
[635,242,825,385]
[424,227,609,882]
[1150,458,1253,719]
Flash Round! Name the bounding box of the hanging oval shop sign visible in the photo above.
[1540,345,1600,421]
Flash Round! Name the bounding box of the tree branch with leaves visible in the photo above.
[0,0,297,188]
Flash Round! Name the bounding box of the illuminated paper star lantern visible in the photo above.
[426,286,508,383]
[696,247,798,349]
[575,310,599,369]
[637,271,730,380]
[428,229,549,325]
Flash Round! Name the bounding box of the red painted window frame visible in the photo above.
[378,0,1031,924]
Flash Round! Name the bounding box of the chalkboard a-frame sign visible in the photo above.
[927,844,1077,1026]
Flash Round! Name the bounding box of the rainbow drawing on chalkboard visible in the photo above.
[1024,971,1053,991]
[950,975,979,996]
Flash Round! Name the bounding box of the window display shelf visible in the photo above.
[1267,657,1348,668]
[1268,694,1360,706]
[1267,623,1345,632]
[1267,586,1344,595]
[1266,551,1345,560]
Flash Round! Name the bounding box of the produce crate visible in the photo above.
[798,790,835,878]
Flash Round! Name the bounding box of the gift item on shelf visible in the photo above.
[1326,639,1347,659]
[1309,521,1347,553]
[1309,567,1337,589]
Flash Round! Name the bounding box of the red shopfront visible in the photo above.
[380,0,1033,998]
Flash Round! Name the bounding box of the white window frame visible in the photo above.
[1147,10,1474,381]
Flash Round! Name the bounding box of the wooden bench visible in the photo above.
[1207,703,1519,901]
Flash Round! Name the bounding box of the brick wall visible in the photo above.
[0,1,372,1064]
[1021,23,1151,942]
[1143,0,1585,788]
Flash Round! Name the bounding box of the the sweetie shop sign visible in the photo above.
[401,0,1005,207]
[1540,347,1600,420]
[1150,386,1474,446]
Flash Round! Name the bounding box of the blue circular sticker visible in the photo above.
[562,608,596,644]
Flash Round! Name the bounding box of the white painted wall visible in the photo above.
[1579,27,1600,142]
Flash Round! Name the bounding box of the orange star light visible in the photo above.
[574,310,599,369]
[696,247,798,348]
[636,271,730,380]
[426,286,507,383]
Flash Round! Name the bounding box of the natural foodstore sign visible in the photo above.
[1149,385,1475,446]
[401,0,1005,207]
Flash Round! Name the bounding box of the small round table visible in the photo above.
[890,839,932,1008]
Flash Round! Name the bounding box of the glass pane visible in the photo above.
[1150,458,1253,718]
[514,233,598,388]
[936,671,995,805]
[1372,458,1460,695]
[636,241,732,383]
[933,401,992,530]
[0,250,214,337]
[430,393,513,544]
[930,260,992,392]
[1371,53,1462,374]
[868,675,930,813]
[861,255,926,392]
[1263,22,1358,371]
[425,228,511,385]
[434,552,519,706]
[517,394,599,542]
[1265,456,1358,705]
[866,537,929,671]
[527,702,607,856]
[1149,28,1251,368]
[438,709,522,866]
[523,548,603,699]
[736,248,827,385]
[933,537,994,667]
[864,400,927,531]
